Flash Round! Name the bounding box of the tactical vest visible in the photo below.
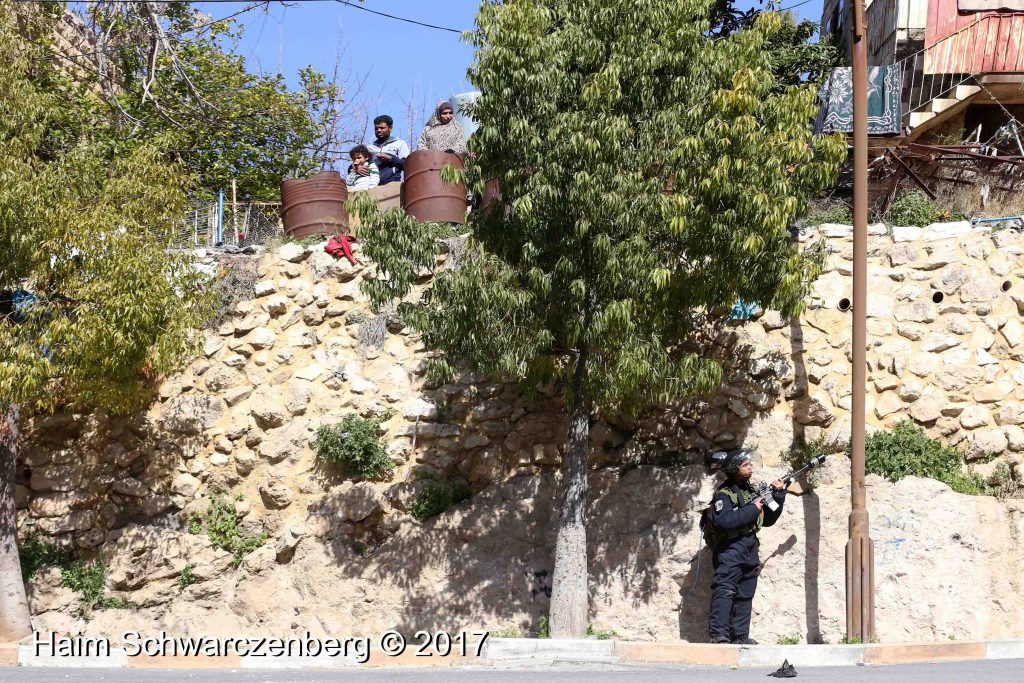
[700,484,763,551]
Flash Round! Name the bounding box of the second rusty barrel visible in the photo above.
[402,150,466,224]
[281,170,349,238]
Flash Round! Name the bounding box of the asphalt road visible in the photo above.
[1,659,1022,682]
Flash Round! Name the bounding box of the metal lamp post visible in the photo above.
[847,0,876,643]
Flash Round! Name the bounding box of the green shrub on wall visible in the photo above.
[314,413,394,479]
[188,493,268,567]
[887,189,964,227]
[854,420,985,494]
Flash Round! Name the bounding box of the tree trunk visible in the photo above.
[549,346,592,638]
[0,405,32,641]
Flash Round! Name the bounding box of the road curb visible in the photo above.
[2,637,1023,669]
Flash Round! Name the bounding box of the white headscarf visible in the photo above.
[417,101,467,154]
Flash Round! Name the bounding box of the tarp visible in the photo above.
[814,65,903,136]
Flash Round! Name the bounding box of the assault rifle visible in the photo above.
[748,454,829,513]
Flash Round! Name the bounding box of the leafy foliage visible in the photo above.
[314,414,394,479]
[18,532,72,581]
[357,1,843,633]
[806,202,853,225]
[0,9,212,417]
[784,433,847,473]
[178,563,197,590]
[537,616,550,638]
[406,474,472,522]
[40,3,353,199]
[887,189,964,227]
[60,557,107,606]
[586,624,619,640]
[359,1,844,415]
[95,596,137,610]
[855,421,984,495]
[189,494,267,567]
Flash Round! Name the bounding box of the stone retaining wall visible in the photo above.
[14,222,1024,643]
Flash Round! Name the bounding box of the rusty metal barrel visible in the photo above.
[280,170,349,238]
[402,151,466,224]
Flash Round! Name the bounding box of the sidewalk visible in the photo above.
[4,637,1024,669]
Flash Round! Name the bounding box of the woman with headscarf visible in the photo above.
[417,101,467,154]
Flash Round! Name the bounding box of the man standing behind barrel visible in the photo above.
[367,115,410,185]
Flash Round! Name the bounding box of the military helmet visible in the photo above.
[723,448,755,479]
[705,450,729,470]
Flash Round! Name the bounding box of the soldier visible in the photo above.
[703,449,787,645]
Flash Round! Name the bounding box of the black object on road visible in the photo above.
[769,658,797,678]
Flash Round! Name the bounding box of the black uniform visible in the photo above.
[707,478,786,643]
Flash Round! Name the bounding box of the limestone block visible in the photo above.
[897,380,923,402]
[1002,319,1024,348]
[224,384,254,407]
[874,392,901,418]
[203,334,223,358]
[294,364,324,382]
[76,529,106,550]
[909,396,943,424]
[306,250,336,280]
[235,449,258,476]
[143,495,175,517]
[922,221,971,241]
[317,482,383,522]
[36,510,94,535]
[233,312,270,335]
[27,567,79,613]
[247,327,276,350]
[112,478,148,497]
[1005,425,1024,452]
[960,274,997,303]
[968,428,1008,459]
[887,243,918,266]
[258,477,294,510]
[866,293,894,319]
[959,405,991,430]
[284,383,312,416]
[163,396,226,435]
[920,241,958,270]
[938,264,971,295]
[278,242,308,263]
[29,493,76,518]
[974,380,1013,404]
[249,386,286,429]
[922,333,961,353]
[171,473,201,498]
[402,398,438,420]
[204,366,241,393]
[257,422,308,464]
[222,353,246,369]
[894,301,936,324]
[896,323,923,341]
[20,472,63,504]
[891,226,923,242]
[287,327,316,348]
[253,280,276,299]
[995,403,1024,426]
[907,354,939,377]
[395,422,462,439]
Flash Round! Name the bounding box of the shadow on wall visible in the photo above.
[302,313,810,639]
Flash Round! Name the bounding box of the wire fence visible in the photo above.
[169,202,284,250]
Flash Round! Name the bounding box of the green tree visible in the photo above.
[354,0,843,637]
[711,3,838,87]
[53,2,356,199]
[0,8,209,639]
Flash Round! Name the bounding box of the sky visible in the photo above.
[194,0,826,146]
